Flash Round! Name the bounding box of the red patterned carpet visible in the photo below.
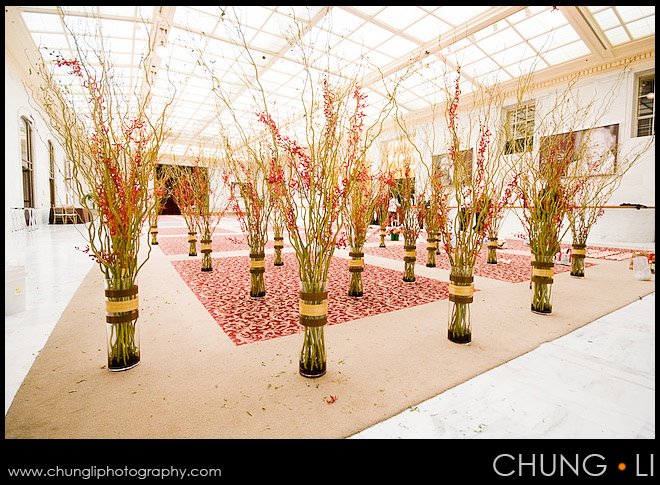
[158,234,287,255]
[156,226,240,236]
[171,253,450,345]
[363,244,591,283]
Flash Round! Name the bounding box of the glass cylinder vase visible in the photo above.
[105,277,140,371]
[188,231,197,257]
[448,271,474,344]
[200,238,213,272]
[150,226,158,245]
[273,236,284,266]
[348,251,364,297]
[249,251,266,298]
[531,256,554,314]
[299,280,327,378]
[426,234,437,267]
[403,244,416,282]
[571,243,586,278]
[379,228,387,248]
[487,236,498,264]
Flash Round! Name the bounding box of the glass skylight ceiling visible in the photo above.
[16,5,655,158]
[588,6,655,46]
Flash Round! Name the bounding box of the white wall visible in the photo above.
[5,52,73,242]
[377,60,655,245]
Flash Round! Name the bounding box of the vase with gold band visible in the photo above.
[403,244,417,282]
[105,277,140,371]
[570,243,586,278]
[379,227,387,248]
[487,234,498,264]
[200,237,213,272]
[188,231,197,256]
[447,270,474,344]
[273,236,284,266]
[299,280,327,378]
[348,251,365,297]
[150,225,158,245]
[249,251,266,297]
[426,234,437,267]
[531,255,554,314]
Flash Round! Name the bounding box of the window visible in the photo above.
[635,72,655,137]
[49,140,56,207]
[504,102,535,154]
[20,116,34,208]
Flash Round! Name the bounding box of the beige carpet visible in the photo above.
[5,245,654,438]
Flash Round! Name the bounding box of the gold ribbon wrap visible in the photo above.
[106,297,139,313]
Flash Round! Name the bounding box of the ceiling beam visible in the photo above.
[359,6,526,88]
[338,6,480,91]
[18,6,150,23]
[558,6,613,60]
[142,7,176,98]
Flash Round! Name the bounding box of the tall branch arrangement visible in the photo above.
[373,169,396,248]
[423,162,448,268]
[259,78,366,377]
[478,85,519,265]
[342,93,398,296]
[29,22,172,370]
[403,106,450,268]
[566,133,653,277]
[270,201,286,266]
[149,167,169,246]
[397,70,511,343]
[221,133,272,297]
[343,161,395,296]
[382,139,422,282]
[244,19,400,378]
[163,165,201,256]
[510,77,602,313]
[190,157,227,272]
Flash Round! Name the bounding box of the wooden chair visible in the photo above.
[53,206,66,224]
[64,206,78,224]
[53,206,78,224]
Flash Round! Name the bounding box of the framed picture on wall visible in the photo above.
[540,124,619,176]
[432,148,473,188]
[574,124,618,175]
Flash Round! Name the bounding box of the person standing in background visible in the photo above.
[387,195,400,226]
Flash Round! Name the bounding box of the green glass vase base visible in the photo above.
[447,332,471,344]
[299,367,326,378]
[531,307,552,315]
[108,358,140,372]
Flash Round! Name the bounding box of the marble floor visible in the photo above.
[4,222,655,438]
[5,224,93,414]
[351,294,655,439]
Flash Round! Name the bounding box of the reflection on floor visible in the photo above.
[5,225,93,414]
[351,293,655,439]
[4,220,655,439]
